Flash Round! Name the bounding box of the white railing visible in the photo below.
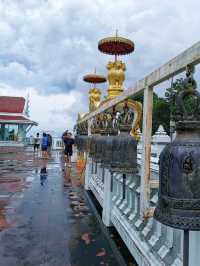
[81,40,200,218]
[85,127,182,265]
[81,41,200,266]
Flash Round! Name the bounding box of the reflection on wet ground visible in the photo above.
[0,148,121,266]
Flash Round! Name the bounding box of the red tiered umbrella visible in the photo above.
[98,31,134,61]
[83,73,107,84]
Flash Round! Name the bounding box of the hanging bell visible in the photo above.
[82,135,88,152]
[154,67,200,230]
[101,132,117,167]
[95,113,109,163]
[75,134,83,152]
[90,115,101,162]
[89,135,96,158]
[111,103,137,173]
[100,110,118,167]
[94,133,102,163]
[75,134,88,153]
[75,134,80,150]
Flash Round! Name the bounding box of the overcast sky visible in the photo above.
[0,0,200,136]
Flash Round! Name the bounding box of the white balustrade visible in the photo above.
[83,125,200,265]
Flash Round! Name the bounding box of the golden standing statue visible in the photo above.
[98,32,134,100]
[83,73,106,112]
[89,88,101,111]
[107,60,126,99]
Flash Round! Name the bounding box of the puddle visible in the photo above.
[0,200,10,230]
[26,176,35,182]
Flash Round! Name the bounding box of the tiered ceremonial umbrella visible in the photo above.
[83,71,106,112]
[83,73,107,84]
[98,30,134,61]
[98,31,134,99]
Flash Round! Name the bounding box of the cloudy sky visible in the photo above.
[0,0,200,136]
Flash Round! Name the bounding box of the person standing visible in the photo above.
[40,158,48,186]
[33,133,40,152]
[47,134,52,154]
[63,132,74,167]
[41,133,49,159]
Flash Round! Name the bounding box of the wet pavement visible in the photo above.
[0,148,121,266]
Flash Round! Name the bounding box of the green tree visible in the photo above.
[133,91,170,135]
[165,78,184,120]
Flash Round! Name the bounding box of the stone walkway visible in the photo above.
[0,148,120,266]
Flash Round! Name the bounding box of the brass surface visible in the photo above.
[89,87,101,112]
[77,113,86,121]
[115,99,142,141]
[98,36,134,55]
[106,60,126,99]
[83,74,106,83]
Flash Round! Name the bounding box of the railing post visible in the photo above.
[84,118,92,190]
[140,85,153,218]
[88,118,92,136]
[102,168,113,227]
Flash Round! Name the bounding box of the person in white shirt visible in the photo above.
[33,133,40,152]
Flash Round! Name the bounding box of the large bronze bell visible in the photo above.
[111,104,137,173]
[154,68,200,231]
[101,132,117,167]
[75,134,81,151]
[93,134,107,163]
[92,114,107,163]
[89,135,96,158]
[94,135,104,163]
[75,134,88,153]
[100,110,118,167]
[111,132,137,173]
[82,135,89,152]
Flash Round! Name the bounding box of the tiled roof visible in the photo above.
[0,115,36,125]
[0,96,25,113]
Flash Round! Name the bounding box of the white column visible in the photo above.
[140,85,153,217]
[84,155,92,190]
[189,231,200,266]
[18,124,26,142]
[84,118,92,190]
[102,168,113,227]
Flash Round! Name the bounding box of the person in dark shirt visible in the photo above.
[63,132,74,167]
[47,134,52,154]
[41,132,49,159]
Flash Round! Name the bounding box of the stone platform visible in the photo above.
[0,148,123,266]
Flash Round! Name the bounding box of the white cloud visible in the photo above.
[0,0,200,133]
[0,83,85,135]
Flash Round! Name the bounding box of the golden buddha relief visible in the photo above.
[89,88,101,112]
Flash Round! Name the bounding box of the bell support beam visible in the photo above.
[140,85,153,218]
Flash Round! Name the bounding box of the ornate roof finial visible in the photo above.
[24,92,30,117]
[174,65,200,130]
